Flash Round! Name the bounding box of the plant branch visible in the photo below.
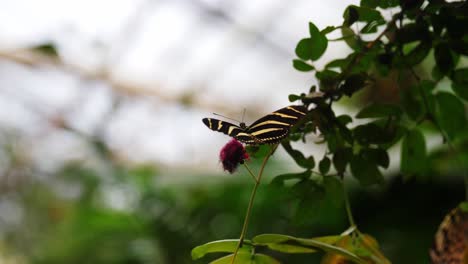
[231,144,278,264]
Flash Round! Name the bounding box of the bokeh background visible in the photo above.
[0,1,464,263]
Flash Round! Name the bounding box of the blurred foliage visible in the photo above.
[1,0,468,263]
[197,0,468,263]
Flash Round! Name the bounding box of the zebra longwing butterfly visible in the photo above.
[202,105,307,145]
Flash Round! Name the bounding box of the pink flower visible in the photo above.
[219,139,249,173]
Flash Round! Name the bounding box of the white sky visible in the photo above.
[0,0,360,174]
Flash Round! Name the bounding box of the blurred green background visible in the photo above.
[0,0,466,263]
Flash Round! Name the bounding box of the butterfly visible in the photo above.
[202,105,307,144]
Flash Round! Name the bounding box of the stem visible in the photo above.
[342,177,356,228]
[243,164,258,183]
[230,145,277,264]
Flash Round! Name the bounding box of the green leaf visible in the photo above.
[401,129,427,177]
[360,0,379,8]
[341,73,367,96]
[337,115,353,126]
[321,26,338,35]
[341,27,360,50]
[324,176,344,208]
[435,92,467,140]
[401,84,425,121]
[191,240,252,260]
[344,5,384,26]
[316,70,340,92]
[450,68,468,100]
[210,253,280,264]
[325,58,350,70]
[295,38,314,60]
[333,148,352,174]
[266,243,317,253]
[343,5,359,26]
[32,43,59,57]
[356,103,402,118]
[319,156,331,175]
[402,40,431,66]
[353,123,385,145]
[361,148,390,168]
[293,59,315,72]
[251,254,281,264]
[360,21,381,34]
[271,170,311,186]
[288,94,301,102]
[396,23,430,44]
[350,153,384,186]
[434,43,455,75]
[308,22,328,61]
[281,141,315,169]
[378,0,399,8]
[253,234,366,264]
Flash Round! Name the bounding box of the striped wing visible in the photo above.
[202,118,245,138]
[202,105,307,145]
[243,105,307,144]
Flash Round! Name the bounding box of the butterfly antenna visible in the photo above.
[241,108,246,123]
[212,113,242,123]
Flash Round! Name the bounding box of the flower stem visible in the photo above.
[243,164,258,183]
[342,178,356,228]
[230,145,277,264]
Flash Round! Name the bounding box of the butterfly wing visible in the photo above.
[202,118,244,138]
[245,105,307,144]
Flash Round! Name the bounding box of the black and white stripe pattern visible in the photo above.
[202,105,307,145]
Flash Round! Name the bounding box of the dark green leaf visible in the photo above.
[319,156,331,174]
[350,153,384,186]
[360,0,379,8]
[353,123,385,145]
[321,26,338,35]
[435,92,467,140]
[323,176,344,208]
[288,94,301,102]
[292,59,315,72]
[361,148,390,168]
[265,243,316,254]
[253,234,365,264]
[271,170,311,186]
[401,129,427,177]
[308,22,329,61]
[337,115,353,126]
[210,253,280,264]
[401,85,425,121]
[360,21,381,34]
[32,43,59,57]
[281,141,315,169]
[295,38,314,60]
[325,58,350,70]
[434,43,455,75]
[343,5,359,26]
[191,239,252,260]
[316,70,340,92]
[378,0,399,8]
[356,103,402,118]
[396,23,430,44]
[341,73,367,96]
[344,5,384,26]
[341,27,360,50]
[450,68,468,100]
[337,123,354,144]
[333,147,352,174]
[402,41,431,66]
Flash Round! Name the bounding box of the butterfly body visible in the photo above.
[202,105,307,145]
